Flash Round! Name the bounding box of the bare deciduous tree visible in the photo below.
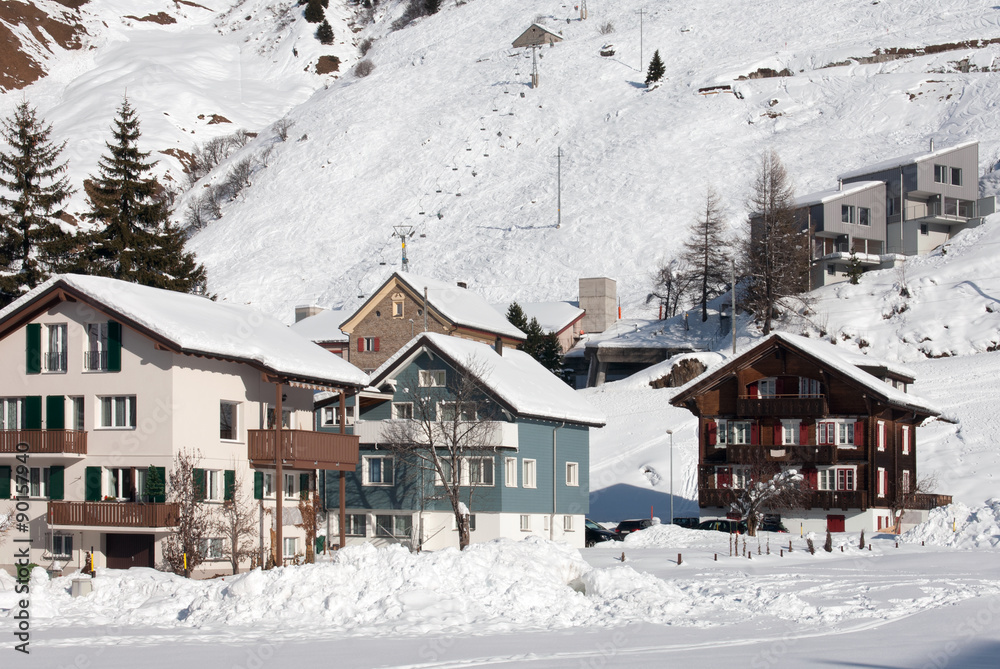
[273,118,294,142]
[682,186,732,322]
[890,474,938,534]
[295,487,318,564]
[647,257,693,318]
[723,449,804,536]
[216,467,256,575]
[162,449,212,577]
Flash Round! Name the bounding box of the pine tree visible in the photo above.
[424,0,441,13]
[316,19,334,45]
[82,97,206,293]
[0,102,75,305]
[145,464,165,503]
[847,250,863,285]
[521,316,545,359]
[645,50,665,86]
[536,331,563,374]
[505,301,529,334]
[681,186,731,322]
[304,0,324,23]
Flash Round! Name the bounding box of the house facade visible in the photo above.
[0,275,366,577]
[670,333,950,534]
[317,333,604,550]
[338,272,525,373]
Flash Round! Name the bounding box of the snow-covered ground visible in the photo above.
[4,527,998,667]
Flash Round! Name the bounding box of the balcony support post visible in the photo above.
[275,382,283,567]
[339,388,347,549]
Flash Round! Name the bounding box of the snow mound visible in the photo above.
[901,499,1000,549]
[622,524,716,549]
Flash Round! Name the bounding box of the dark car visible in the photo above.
[759,517,789,533]
[585,519,622,547]
[672,517,700,529]
[694,519,748,534]
[614,518,654,536]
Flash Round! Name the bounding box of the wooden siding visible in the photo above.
[737,396,827,417]
[0,429,86,454]
[48,501,179,527]
[248,429,359,471]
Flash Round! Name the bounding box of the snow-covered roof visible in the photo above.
[0,275,369,389]
[371,332,605,427]
[392,272,525,340]
[793,181,884,207]
[492,301,584,335]
[290,309,349,343]
[838,140,977,180]
[672,331,938,416]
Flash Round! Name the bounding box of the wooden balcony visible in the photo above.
[909,493,953,510]
[802,490,867,511]
[48,501,179,528]
[737,395,827,417]
[248,429,359,471]
[726,444,837,465]
[0,430,87,455]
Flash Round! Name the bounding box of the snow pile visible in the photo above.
[901,499,1000,550]
[622,524,716,549]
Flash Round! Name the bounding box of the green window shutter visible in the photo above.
[25,396,42,430]
[25,323,41,374]
[253,471,263,500]
[193,468,205,501]
[46,395,65,430]
[300,473,309,499]
[152,467,166,503]
[224,470,235,501]
[48,465,65,500]
[107,321,122,372]
[0,466,10,499]
[85,466,102,501]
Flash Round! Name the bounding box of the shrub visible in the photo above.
[273,118,294,142]
[359,37,374,56]
[824,530,833,552]
[599,21,614,35]
[859,529,865,550]
[807,538,815,554]
[353,59,375,77]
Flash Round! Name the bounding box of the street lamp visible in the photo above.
[666,429,674,526]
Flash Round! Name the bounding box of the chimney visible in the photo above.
[579,277,618,335]
[930,138,935,152]
[456,281,468,289]
[294,305,325,322]
[838,179,843,191]
[495,336,503,356]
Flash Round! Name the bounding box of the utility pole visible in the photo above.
[580,0,588,20]
[392,224,414,272]
[531,45,539,88]
[556,146,562,229]
[636,8,646,72]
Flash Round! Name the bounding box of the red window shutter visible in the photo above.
[855,421,865,446]
[717,467,732,488]
[748,383,758,399]
[374,337,380,352]
[800,423,809,445]
[773,424,782,445]
[357,337,364,352]
[706,420,717,446]
[750,423,759,445]
[802,467,817,490]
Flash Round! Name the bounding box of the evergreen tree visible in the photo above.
[846,250,863,285]
[535,331,563,374]
[505,301,529,334]
[82,97,206,292]
[145,464,165,503]
[424,0,441,13]
[0,102,75,305]
[304,0,324,23]
[521,316,545,359]
[645,49,665,86]
[681,186,731,322]
[316,19,334,44]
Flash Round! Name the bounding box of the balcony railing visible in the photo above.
[85,349,108,371]
[737,395,827,417]
[45,351,67,372]
[726,444,837,464]
[48,501,179,528]
[0,430,87,455]
[908,493,953,510]
[248,429,359,471]
[698,487,867,510]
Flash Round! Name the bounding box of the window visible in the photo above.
[201,538,224,560]
[262,472,275,498]
[836,468,855,491]
[858,207,871,226]
[920,223,929,236]
[520,514,531,531]
[392,403,413,420]
[220,401,239,440]
[70,396,84,431]
[731,421,751,445]
[522,459,537,488]
[877,421,886,451]
[902,470,911,494]
[436,459,455,487]
[266,406,291,429]
[901,425,911,455]
[364,455,393,486]
[375,514,412,537]
[505,457,518,487]
[827,264,836,276]
[566,462,579,486]
[45,324,67,372]
[107,467,131,499]
[360,337,378,352]
[817,422,835,445]
[206,470,222,501]
[284,473,296,497]
[283,537,297,557]
[0,398,25,430]
[321,406,337,427]
[467,457,494,486]
[818,468,835,491]
[392,300,404,318]
[451,514,477,532]
[419,369,446,387]
[838,422,855,446]
[732,467,749,490]
[716,419,729,446]
[51,534,73,557]
[951,167,962,186]
[799,378,821,398]
[345,514,367,536]
[934,164,947,184]
[877,467,887,498]
[86,323,109,371]
[841,205,855,224]
[29,467,49,498]
[563,515,574,532]
[781,420,799,446]
[99,395,136,428]
[757,378,776,398]
[439,402,477,422]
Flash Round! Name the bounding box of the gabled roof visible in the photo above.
[670,332,938,417]
[492,301,584,335]
[290,308,349,344]
[370,332,605,427]
[0,275,369,389]
[793,181,884,207]
[340,272,525,341]
[512,23,564,48]
[838,140,977,180]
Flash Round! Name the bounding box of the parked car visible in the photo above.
[585,519,622,547]
[614,518,654,536]
[759,517,789,533]
[672,517,700,529]
[694,519,748,534]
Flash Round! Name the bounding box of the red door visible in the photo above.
[826,515,846,533]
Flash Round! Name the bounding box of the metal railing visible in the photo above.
[45,351,67,372]
[85,350,108,371]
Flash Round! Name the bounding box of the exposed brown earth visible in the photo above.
[316,55,341,74]
[123,12,177,25]
[0,0,86,91]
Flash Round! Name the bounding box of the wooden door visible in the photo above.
[106,533,155,569]
[826,515,845,533]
